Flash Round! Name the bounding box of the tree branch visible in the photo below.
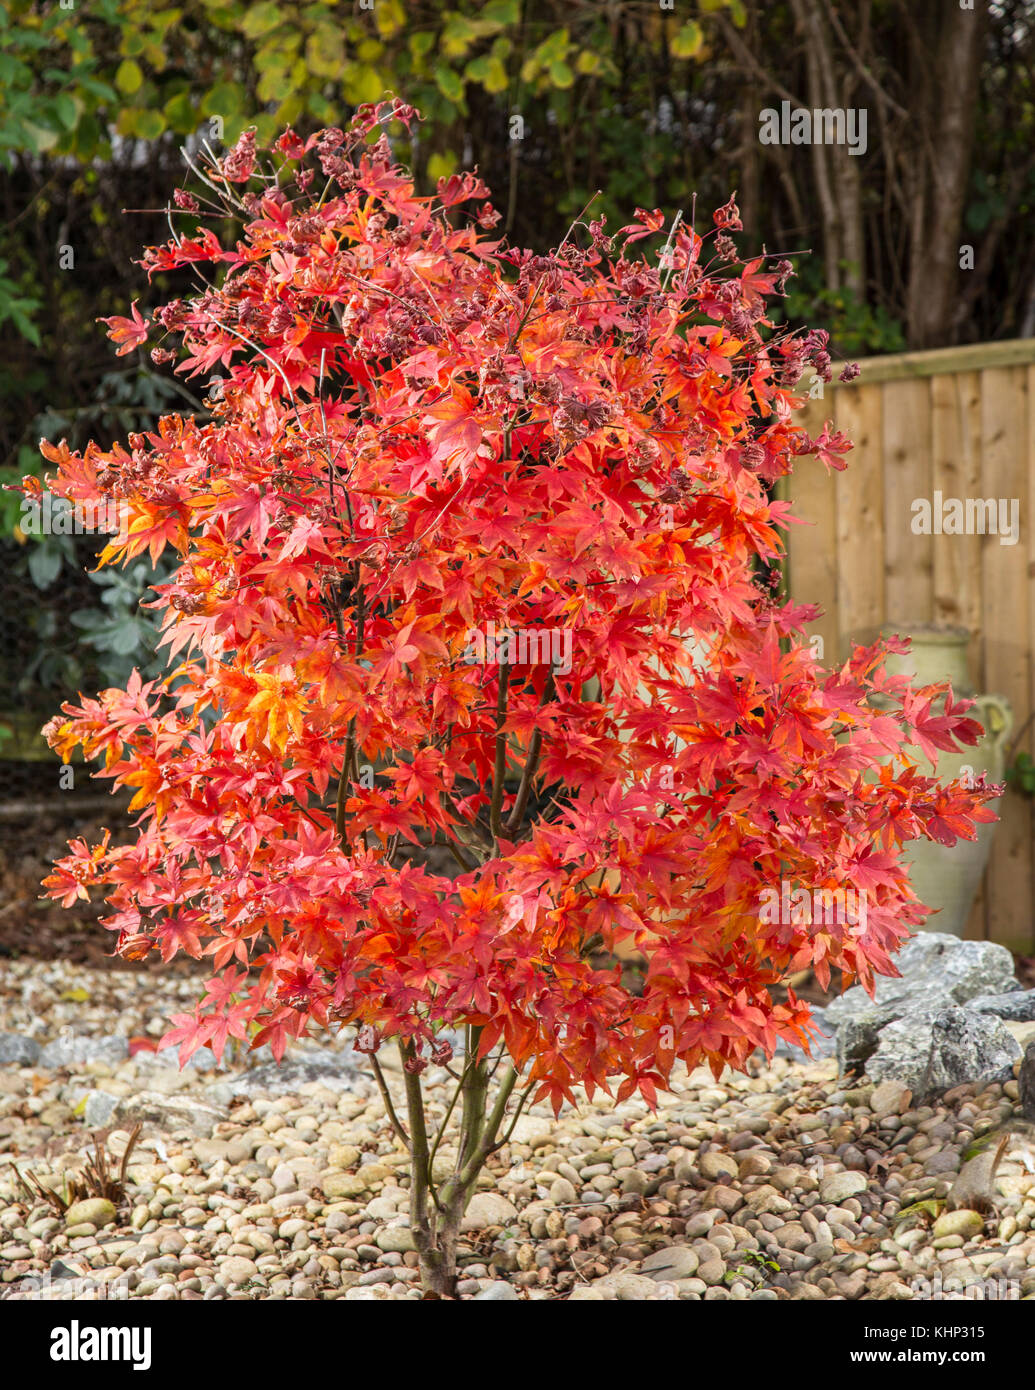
[485,1076,536,1157]
[458,1062,522,1187]
[490,663,510,840]
[504,670,554,837]
[398,1039,435,1228]
[370,1054,411,1151]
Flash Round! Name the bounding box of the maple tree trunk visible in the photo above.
[399,1033,522,1297]
[414,1201,463,1298]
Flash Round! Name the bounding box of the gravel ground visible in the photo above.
[1,958,1034,1301]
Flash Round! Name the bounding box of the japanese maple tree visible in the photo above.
[32,101,997,1296]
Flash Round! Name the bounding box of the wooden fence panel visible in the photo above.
[783,393,839,665]
[783,340,1035,949]
[835,383,885,654]
[930,371,983,676]
[980,367,1031,949]
[881,378,933,633]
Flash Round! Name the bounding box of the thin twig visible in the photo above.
[504,671,554,837]
[659,210,684,291]
[371,1055,411,1150]
[490,663,510,840]
[118,1124,143,1189]
[486,1077,537,1156]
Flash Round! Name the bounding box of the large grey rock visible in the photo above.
[865,1006,1020,1097]
[38,1034,128,1069]
[826,934,1018,1027]
[131,1046,226,1075]
[186,1046,225,1070]
[969,991,1035,1022]
[836,1006,903,1075]
[827,934,1020,1074]
[217,1050,359,1099]
[0,1033,41,1066]
[113,1090,228,1135]
[1019,1042,1035,1120]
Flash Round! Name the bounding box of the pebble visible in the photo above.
[641,1246,699,1280]
[933,1209,984,1241]
[475,1280,520,1300]
[461,1193,518,1231]
[64,1199,116,1230]
[819,1172,868,1204]
[699,1150,738,1181]
[375,1227,416,1254]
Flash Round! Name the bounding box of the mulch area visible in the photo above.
[0,794,199,976]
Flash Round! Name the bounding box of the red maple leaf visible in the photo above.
[99,301,148,356]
